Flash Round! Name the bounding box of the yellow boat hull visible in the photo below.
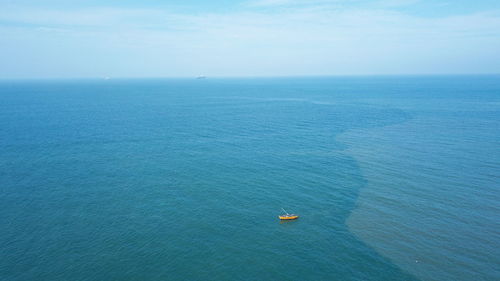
[279,215,299,220]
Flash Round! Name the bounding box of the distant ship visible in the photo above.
[196,75,206,79]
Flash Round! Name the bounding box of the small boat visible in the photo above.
[279,208,299,220]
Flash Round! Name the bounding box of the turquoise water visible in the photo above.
[0,76,499,281]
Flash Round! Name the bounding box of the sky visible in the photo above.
[1,0,500,78]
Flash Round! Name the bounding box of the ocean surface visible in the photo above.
[0,76,499,281]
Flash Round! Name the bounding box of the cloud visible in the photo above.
[375,0,420,8]
[245,0,346,8]
[0,2,499,77]
[247,0,294,7]
[245,0,421,8]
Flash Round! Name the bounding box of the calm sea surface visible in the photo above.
[1,76,499,281]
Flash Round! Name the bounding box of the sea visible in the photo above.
[0,76,499,281]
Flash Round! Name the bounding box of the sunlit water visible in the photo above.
[1,76,499,280]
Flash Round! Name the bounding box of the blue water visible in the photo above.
[1,76,499,281]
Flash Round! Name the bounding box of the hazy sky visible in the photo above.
[1,0,500,78]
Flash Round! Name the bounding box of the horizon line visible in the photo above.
[1,73,500,81]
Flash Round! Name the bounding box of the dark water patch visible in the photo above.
[342,76,500,281]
